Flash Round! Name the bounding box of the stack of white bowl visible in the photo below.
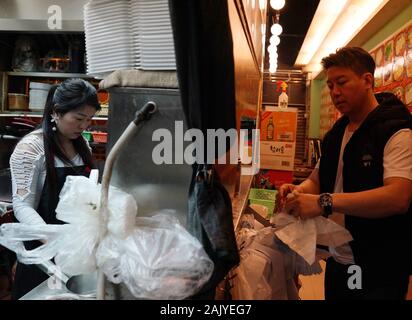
[29,82,52,111]
[130,0,176,70]
[84,0,176,75]
[84,0,136,77]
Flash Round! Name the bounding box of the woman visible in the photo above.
[9,78,101,299]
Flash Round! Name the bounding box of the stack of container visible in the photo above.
[29,82,52,111]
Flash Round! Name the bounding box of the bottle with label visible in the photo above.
[278,82,288,109]
[266,118,274,140]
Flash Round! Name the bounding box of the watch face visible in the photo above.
[320,193,332,207]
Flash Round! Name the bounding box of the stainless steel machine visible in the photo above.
[106,87,192,226]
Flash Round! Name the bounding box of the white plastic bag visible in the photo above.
[53,175,138,275]
[57,175,137,239]
[273,212,353,265]
[1,175,214,299]
[96,211,214,300]
[54,175,102,275]
[0,223,67,264]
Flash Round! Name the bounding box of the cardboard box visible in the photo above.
[260,108,297,171]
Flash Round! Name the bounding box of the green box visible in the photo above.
[248,188,277,218]
[82,131,93,142]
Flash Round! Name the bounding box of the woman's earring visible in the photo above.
[51,116,57,132]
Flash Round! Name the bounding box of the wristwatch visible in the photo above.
[319,193,333,217]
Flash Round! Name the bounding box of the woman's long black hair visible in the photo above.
[42,78,101,208]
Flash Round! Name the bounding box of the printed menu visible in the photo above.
[319,21,412,139]
[370,21,412,111]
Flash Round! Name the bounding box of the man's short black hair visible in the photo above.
[321,47,376,76]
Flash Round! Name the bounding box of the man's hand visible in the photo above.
[277,184,301,212]
[284,192,323,219]
[278,183,300,198]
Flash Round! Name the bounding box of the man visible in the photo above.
[279,47,412,300]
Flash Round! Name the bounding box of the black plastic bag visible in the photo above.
[187,164,240,298]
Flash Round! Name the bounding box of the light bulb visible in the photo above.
[268,44,277,54]
[270,0,285,10]
[270,62,278,69]
[268,43,277,52]
[269,65,277,74]
[269,56,278,63]
[270,52,278,59]
[270,23,283,36]
[270,35,280,46]
[269,60,278,68]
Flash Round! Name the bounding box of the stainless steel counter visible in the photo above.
[20,278,68,300]
[20,275,133,300]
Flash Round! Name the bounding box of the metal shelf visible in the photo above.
[0,111,107,120]
[6,72,100,79]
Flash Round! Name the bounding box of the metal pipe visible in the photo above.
[96,101,157,300]
[0,135,20,140]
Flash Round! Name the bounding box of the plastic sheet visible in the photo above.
[97,211,214,300]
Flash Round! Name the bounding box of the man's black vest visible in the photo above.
[319,92,412,277]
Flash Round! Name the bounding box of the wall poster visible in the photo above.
[260,108,297,171]
[370,21,412,111]
[319,20,412,139]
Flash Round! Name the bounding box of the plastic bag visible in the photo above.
[53,175,138,275]
[0,223,67,264]
[53,176,102,275]
[1,176,214,299]
[273,212,353,265]
[96,211,214,300]
[57,175,137,239]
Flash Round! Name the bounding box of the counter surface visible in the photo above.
[21,278,69,300]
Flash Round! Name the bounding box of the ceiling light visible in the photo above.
[311,0,389,67]
[270,0,285,11]
[295,0,348,66]
[270,23,283,36]
[295,0,390,74]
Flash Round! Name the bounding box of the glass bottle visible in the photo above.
[267,118,274,140]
